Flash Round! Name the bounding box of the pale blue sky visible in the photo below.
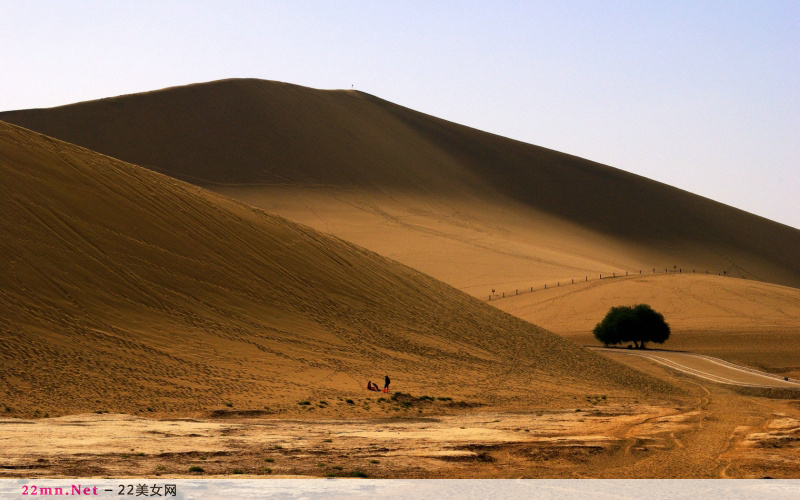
[2,1,798,228]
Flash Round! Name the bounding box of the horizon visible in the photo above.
[2,1,797,229]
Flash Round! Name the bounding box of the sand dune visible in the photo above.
[1,78,797,295]
[3,82,800,479]
[0,120,670,417]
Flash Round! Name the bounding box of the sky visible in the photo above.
[2,1,798,229]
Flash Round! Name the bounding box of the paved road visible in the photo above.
[591,347,800,388]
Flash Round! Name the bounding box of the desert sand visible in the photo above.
[1,79,798,293]
[2,358,800,479]
[2,79,800,478]
[493,273,800,378]
[3,79,797,369]
[0,120,667,418]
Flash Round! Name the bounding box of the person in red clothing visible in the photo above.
[383,374,391,393]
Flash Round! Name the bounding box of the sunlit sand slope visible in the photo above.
[493,273,800,377]
[495,273,800,333]
[1,78,797,294]
[0,121,669,415]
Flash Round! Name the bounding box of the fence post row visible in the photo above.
[488,265,744,300]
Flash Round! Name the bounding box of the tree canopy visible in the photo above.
[593,304,670,349]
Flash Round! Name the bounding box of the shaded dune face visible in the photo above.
[0,121,670,415]
[1,78,798,292]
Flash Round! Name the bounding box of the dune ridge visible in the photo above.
[1,78,797,294]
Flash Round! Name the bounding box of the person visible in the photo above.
[383,375,391,393]
[367,381,379,391]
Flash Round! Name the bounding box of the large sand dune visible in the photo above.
[0,120,669,416]
[3,78,798,395]
[1,78,798,296]
[4,82,800,479]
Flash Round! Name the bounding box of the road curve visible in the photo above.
[591,347,800,388]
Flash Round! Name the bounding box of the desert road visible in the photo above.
[591,347,800,388]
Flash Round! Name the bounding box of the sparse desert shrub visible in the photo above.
[233,469,244,474]
[264,458,274,463]
[345,399,355,405]
[351,470,368,478]
[298,401,311,406]
[593,304,670,349]
[189,466,205,473]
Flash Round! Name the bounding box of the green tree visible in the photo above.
[634,304,670,347]
[593,304,670,349]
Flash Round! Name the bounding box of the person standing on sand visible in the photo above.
[383,374,391,393]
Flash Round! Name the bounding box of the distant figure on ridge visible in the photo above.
[383,374,391,393]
